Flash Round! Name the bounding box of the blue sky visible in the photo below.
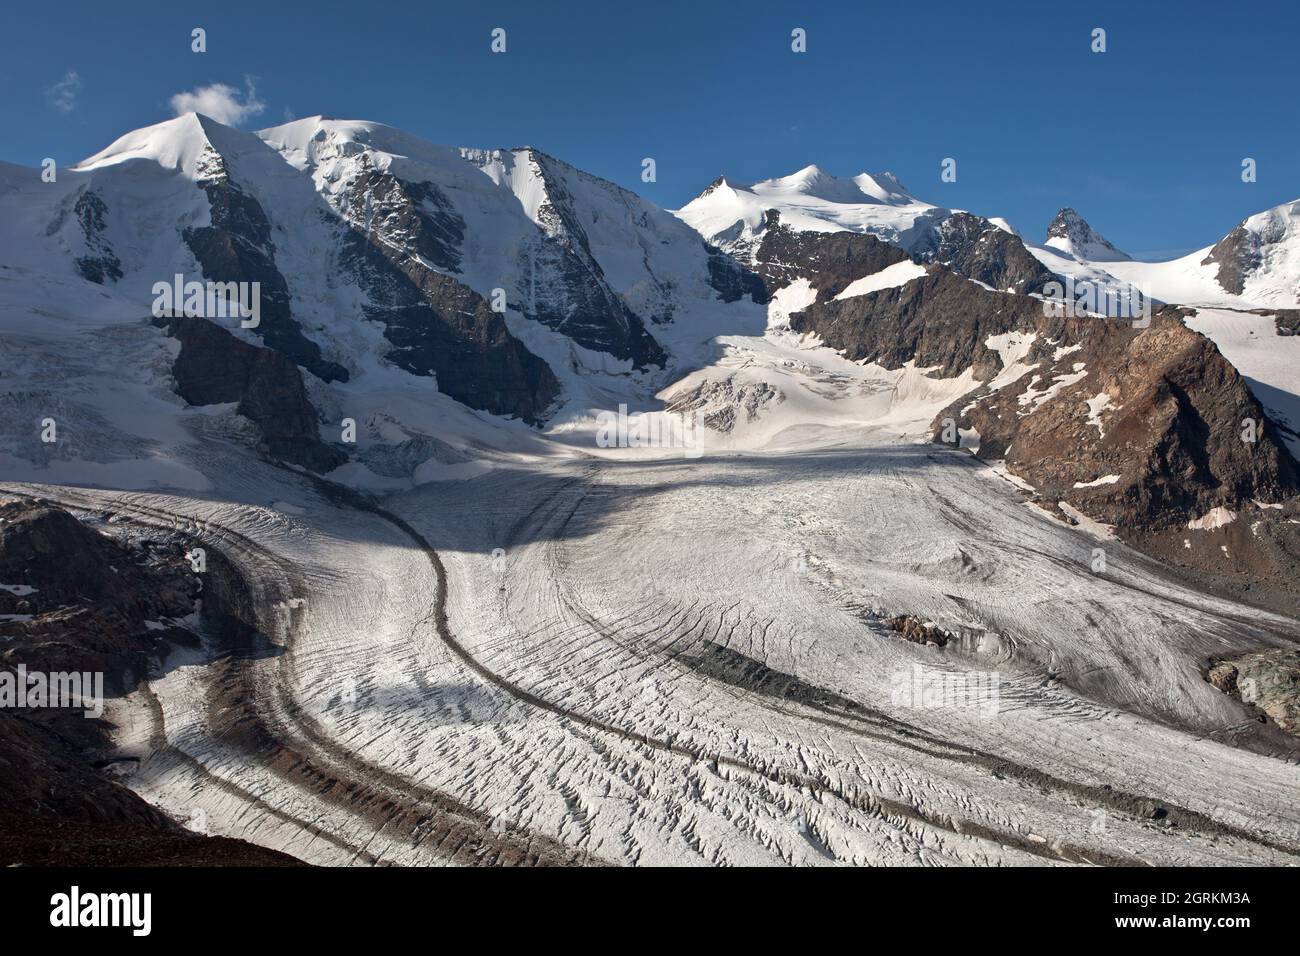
[3,0,1296,257]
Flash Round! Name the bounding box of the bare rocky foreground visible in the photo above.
[6,438,1299,866]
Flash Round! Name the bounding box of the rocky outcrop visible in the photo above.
[338,227,560,424]
[1043,207,1130,262]
[0,498,196,677]
[789,268,1043,376]
[70,189,122,284]
[705,242,769,304]
[1203,222,1261,296]
[938,310,1299,530]
[1202,201,1300,300]
[185,146,348,384]
[885,615,952,648]
[0,495,195,835]
[917,211,1060,293]
[788,244,1300,596]
[337,160,465,274]
[456,149,668,366]
[93,125,563,427]
[1207,649,1300,737]
[749,210,911,300]
[321,152,560,421]
[513,151,666,365]
[665,378,784,433]
[155,315,348,472]
[920,299,1300,604]
[732,205,1058,305]
[0,497,303,866]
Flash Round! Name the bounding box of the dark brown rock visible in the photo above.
[790,268,1044,377]
[916,211,1059,293]
[185,144,348,383]
[155,315,347,472]
[750,209,911,300]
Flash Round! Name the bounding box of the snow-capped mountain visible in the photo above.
[675,164,1058,297]
[667,159,1300,590]
[1030,199,1300,312]
[1043,207,1131,262]
[7,113,1300,872]
[1200,199,1300,306]
[675,165,940,251]
[2,113,1298,560]
[0,112,767,488]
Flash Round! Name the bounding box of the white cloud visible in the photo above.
[46,71,82,113]
[168,76,265,126]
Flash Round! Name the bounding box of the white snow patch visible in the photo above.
[766,278,818,329]
[835,260,929,300]
[1073,474,1120,489]
[1084,392,1113,437]
[1187,507,1237,531]
[1019,365,1088,410]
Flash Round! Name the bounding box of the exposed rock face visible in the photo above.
[1044,207,1130,262]
[917,211,1060,293]
[322,153,560,421]
[0,496,196,834]
[155,315,347,472]
[1204,225,1260,296]
[939,310,1299,531]
[705,242,769,304]
[70,189,122,284]
[1275,309,1300,336]
[337,159,465,273]
[0,497,303,866]
[913,298,1300,604]
[185,146,349,383]
[1207,649,1300,737]
[697,198,1056,304]
[338,227,561,424]
[1202,200,1300,300]
[522,151,665,364]
[0,498,196,676]
[885,615,952,648]
[787,240,1300,595]
[507,150,668,365]
[749,210,911,300]
[789,268,1044,377]
[665,378,784,433]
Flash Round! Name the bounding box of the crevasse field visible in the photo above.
[16,412,1300,865]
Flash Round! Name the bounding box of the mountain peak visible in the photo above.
[852,170,912,204]
[73,112,217,172]
[1044,207,1129,262]
[758,164,883,204]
